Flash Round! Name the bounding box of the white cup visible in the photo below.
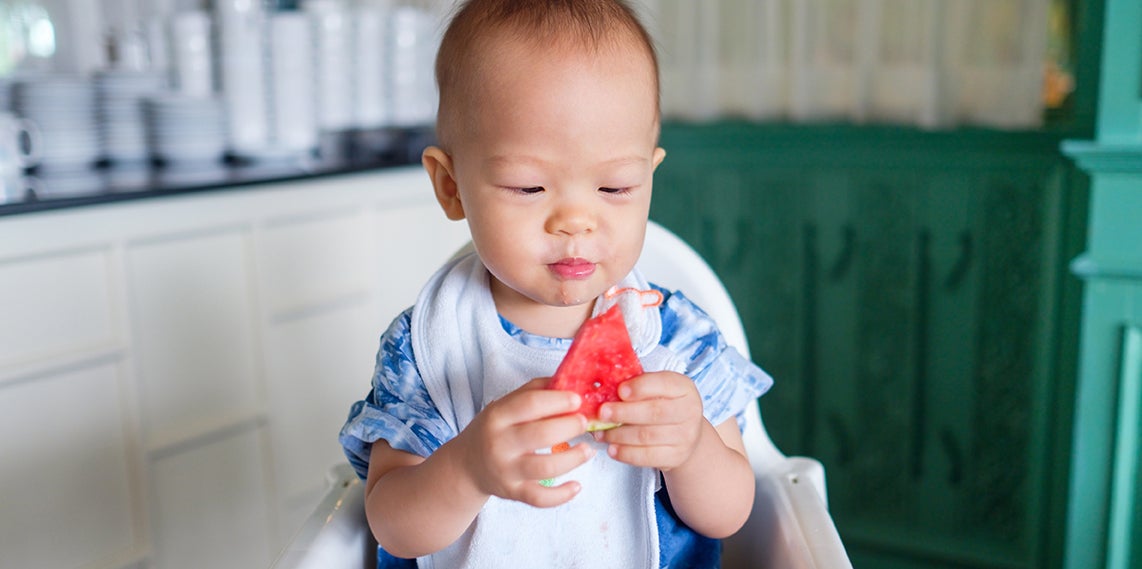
[0,171,43,204]
[0,112,41,172]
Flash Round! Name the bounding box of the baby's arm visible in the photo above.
[658,417,754,538]
[363,378,593,558]
[595,371,755,538]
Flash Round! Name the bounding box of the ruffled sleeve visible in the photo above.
[654,286,774,431]
[338,309,456,479]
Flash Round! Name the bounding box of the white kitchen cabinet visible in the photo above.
[262,302,382,539]
[127,229,263,452]
[372,202,472,318]
[0,361,139,569]
[0,167,468,569]
[149,426,275,569]
[0,248,119,371]
[257,211,376,319]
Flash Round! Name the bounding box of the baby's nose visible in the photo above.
[546,200,596,236]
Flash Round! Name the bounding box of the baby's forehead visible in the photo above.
[462,32,657,99]
[435,3,661,148]
[483,23,650,66]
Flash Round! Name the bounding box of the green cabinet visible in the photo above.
[648,3,1135,566]
[652,123,1088,569]
[1062,1,1142,568]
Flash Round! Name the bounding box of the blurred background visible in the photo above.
[2,1,1137,569]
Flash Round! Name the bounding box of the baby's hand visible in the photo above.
[456,378,593,508]
[594,371,704,472]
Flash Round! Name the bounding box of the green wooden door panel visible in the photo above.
[1093,0,1142,140]
[1087,175,1142,260]
[652,122,1088,569]
[1107,326,1141,569]
[1064,281,1142,569]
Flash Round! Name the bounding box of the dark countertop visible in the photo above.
[0,128,432,217]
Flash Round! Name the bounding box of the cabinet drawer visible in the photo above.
[263,299,380,510]
[150,426,274,569]
[0,361,136,568]
[127,230,260,446]
[258,212,373,317]
[0,249,117,368]
[372,204,472,318]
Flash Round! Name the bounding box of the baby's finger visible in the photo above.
[516,377,553,391]
[599,396,683,427]
[510,414,589,451]
[491,387,582,426]
[605,443,679,469]
[519,442,595,480]
[595,424,678,447]
[514,480,582,509]
[617,372,693,401]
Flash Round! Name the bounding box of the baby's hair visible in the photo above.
[433,0,660,148]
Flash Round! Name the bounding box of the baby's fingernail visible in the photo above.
[599,405,612,420]
[568,394,581,408]
[592,431,603,442]
[618,385,632,399]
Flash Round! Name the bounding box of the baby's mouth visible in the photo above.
[548,257,596,279]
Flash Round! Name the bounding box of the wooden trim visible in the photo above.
[1070,253,1142,281]
[1107,326,1141,569]
[1061,140,1142,173]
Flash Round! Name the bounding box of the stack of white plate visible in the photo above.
[28,168,106,197]
[11,75,101,171]
[304,0,355,131]
[353,1,391,129]
[268,12,318,156]
[215,0,271,157]
[143,94,227,166]
[0,77,11,112]
[96,70,167,164]
[388,6,438,128]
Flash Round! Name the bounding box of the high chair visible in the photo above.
[271,221,853,569]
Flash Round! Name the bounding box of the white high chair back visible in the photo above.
[637,221,851,568]
[270,221,852,569]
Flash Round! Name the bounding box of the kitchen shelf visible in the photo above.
[0,128,432,218]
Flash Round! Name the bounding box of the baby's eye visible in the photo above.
[599,187,632,195]
[512,186,544,194]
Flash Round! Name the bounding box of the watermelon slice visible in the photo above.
[549,304,643,431]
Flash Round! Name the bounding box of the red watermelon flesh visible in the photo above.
[549,304,643,431]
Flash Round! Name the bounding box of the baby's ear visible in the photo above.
[422,146,466,220]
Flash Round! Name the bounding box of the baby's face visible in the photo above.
[448,36,663,326]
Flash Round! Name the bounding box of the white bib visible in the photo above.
[411,253,686,569]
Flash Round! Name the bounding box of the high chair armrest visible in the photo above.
[270,464,372,569]
[723,456,852,569]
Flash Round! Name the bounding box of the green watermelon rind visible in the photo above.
[586,420,620,432]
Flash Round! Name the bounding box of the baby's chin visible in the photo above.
[547,280,616,308]
[547,291,592,308]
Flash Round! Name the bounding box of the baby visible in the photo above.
[339,1,772,567]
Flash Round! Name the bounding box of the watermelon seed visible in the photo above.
[593,381,602,389]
